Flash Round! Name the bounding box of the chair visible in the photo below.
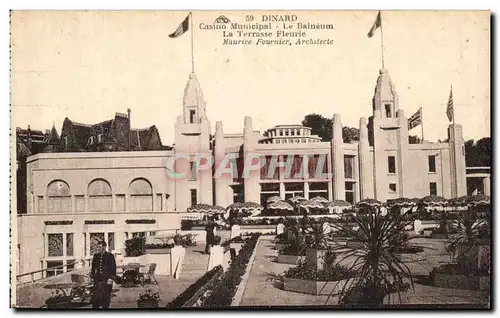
[69,274,93,305]
[139,263,158,285]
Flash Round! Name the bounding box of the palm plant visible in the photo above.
[330,206,414,307]
[445,208,489,271]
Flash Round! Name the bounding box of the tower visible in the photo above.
[370,69,409,202]
[174,73,213,212]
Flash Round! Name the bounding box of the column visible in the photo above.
[331,114,345,200]
[199,116,213,205]
[243,116,260,203]
[358,117,374,199]
[214,121,228,207]
[34,196,38,214]
[448,124,467,197]
[304,182,309,199]
[62,233,67,273]
[396,109,409,198]
[280,182,285,200]
[484,176,491,196]
[44,233,49,259]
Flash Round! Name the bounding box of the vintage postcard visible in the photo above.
[10,10,491,309]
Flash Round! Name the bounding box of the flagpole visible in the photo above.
[380,11,385,69]
[190,12,194,73]
[420,107,424,143]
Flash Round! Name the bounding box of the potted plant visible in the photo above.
[45,290,71,309]
[213,235,222,245]
[173,234,183,246]
[304,222,330,271]
[332,208,414,307]
[137,289,160,308]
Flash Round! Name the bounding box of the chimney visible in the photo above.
[127,108,131,151]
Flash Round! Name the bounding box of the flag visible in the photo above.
[408,108,422,130]
[367,11,381,38]
[169,14,190,38]
[446,86,454,122]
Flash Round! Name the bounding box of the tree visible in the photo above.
[465,137,491,167]
[301,114,332,141]
[301,114,359,143]
[342,127,360,143]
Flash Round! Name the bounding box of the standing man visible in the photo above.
[91,241,116,309]
[204,218,215,254]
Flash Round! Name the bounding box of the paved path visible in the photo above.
[238,237,490,307]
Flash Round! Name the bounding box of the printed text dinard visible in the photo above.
[165,153,331,180]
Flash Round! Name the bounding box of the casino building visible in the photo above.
[16,68,467,276]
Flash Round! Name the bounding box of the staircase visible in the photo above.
[181,247,209,279]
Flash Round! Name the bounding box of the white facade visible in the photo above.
[17,68,467,275]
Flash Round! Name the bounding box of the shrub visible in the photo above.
[166,265,223,308]
[125,237,146,257]
[201,233,260,307]
[181,220,197,230]
[144,243,174,250]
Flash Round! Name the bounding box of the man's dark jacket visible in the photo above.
[91,251,117,282]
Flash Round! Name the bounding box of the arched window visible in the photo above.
[87,179,112,212]
[129,178,153,212]
[47,180,71,213]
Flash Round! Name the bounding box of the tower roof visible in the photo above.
[373,68,398,102]
[183,72,205,108]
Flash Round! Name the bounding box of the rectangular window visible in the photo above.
[48,234,64,257]
[189,162,197,180]
[388,156,396,174]
[297,130,301,136]
[285,130,289,136]
[190,189,197,206]
[344,155,355,179]
[385,104,392,118]
[46,261,63,277]
[189,110,196,123]
[107,233,115,252]
[430,182,437,196]
[389,183,397,193]
[428,155,436,173]
[291,130,295,136]
[345,182,355,204]
[66,233,74,256]
[260,156,279,180]
[279,130,283,136]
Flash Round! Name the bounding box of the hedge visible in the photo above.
[200,233,260,307]
[165,265,223,308]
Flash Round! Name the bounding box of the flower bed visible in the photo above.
[282,261,356,295]
[199,233,261,307]
[166,265,224,308]
[431,263,490,291]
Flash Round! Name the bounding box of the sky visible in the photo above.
[10,10,490,145]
